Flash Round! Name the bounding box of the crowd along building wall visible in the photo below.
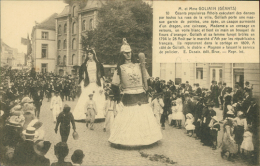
[153,62,260,100]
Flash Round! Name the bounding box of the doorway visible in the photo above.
[233,69,244,88]
[210,68,223,84]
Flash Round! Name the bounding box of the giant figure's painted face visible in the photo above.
[88,52,94,60]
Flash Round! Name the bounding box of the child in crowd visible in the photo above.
[151,93,164,125]
[51,142,72,166]
[174,98,183,129]
[241,125,254,158]
[85,93,97,130]
[209,116,220,150]
[168,100,176,126]
[234,111,247,154]
[103,91,116,132]
[71,149,85,166]
[185,113,195,136]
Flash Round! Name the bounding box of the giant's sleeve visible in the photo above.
[111,70,121,103]
[112,69,120,86]
[145,68,150,78]
[100,63,105,78]
[79,65,83,84]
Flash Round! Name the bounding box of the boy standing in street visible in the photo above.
[85,93,97,130]
[103,91,116,132]
[151,93,164,126]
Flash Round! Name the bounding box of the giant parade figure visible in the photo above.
[73,48,106,121]
[108,39,162,146]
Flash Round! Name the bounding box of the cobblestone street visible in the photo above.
[40,98,248,166]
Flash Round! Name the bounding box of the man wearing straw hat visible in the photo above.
[12,127,38,166]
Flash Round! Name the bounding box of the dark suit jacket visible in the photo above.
[183,99,193,115]
[33,92,43,107]
[242,95,251,113]
[233,88,243,103]
[246,103,258,127]
[13,140,36,166]
[184,85,192,93]
[220,87,228,97]
[169,85,176,92]
[193,101,203,121]
[195,87,202,96]
[163,90,172,107]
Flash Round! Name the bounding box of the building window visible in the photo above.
[59,69,64,76]
[42,32,48,39]
[58,25,61,35]
[219,69,223,82]
[73,6,76,17]
[160,63,166,80]
[41,64,48,73]
[41,44,48,58]
[58,40,61,50]
[72,38,76,50]
[72,54,75,65]
[196,68,203,79]
[82,20,86,31]
[64,24,67,34]
[63,55,66,66]
[212,69,216,81]
[89,19,93,30]
[63,39,67,49]
[72,22,76,34]
[57,55,61,65]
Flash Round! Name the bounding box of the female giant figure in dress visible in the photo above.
[108,39,162,146]
[73,49,106,120]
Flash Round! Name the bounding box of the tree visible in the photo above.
[82,0,153,74]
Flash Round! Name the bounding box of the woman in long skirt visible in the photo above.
[73,49,106,121]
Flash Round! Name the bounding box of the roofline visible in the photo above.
[55,14,69,19]
[78,7,99,13]
[56,7,98,19]
[33,27,56,31]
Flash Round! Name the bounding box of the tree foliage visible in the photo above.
[82,0,153,73]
